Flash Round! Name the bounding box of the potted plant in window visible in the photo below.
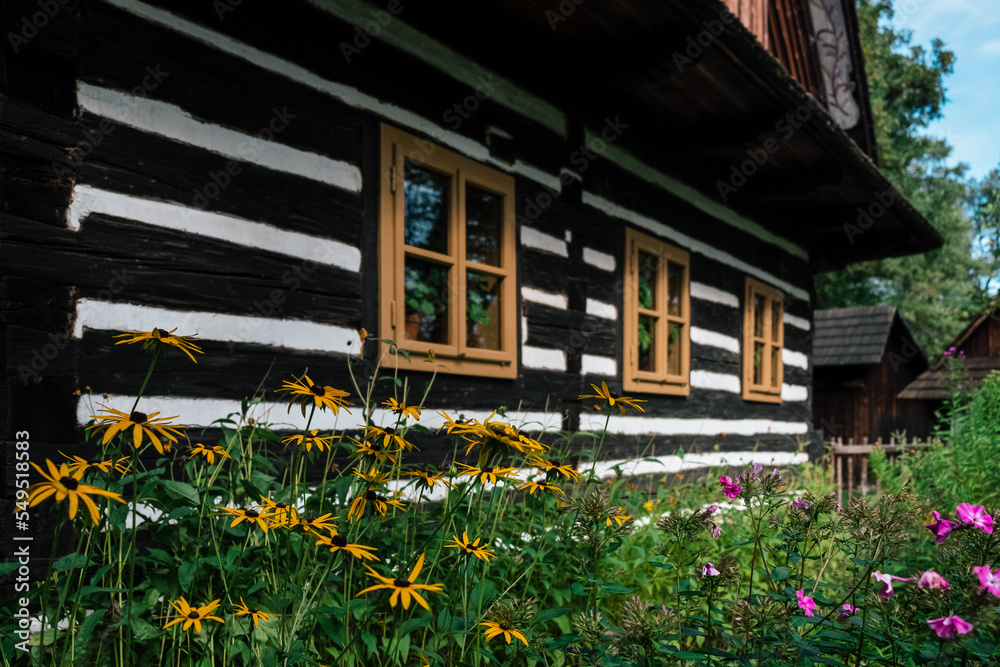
[404,266,448,342]
[466,274,498,348]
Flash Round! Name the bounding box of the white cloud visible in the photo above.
[983,39,1000,55]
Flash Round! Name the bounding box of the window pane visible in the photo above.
[466,184,502,266]
[638,252,658,310]
[404,161,449,254]
[466,271,502,350]
[771,299,782,343]
[404,256,450,344]
[638,315,656,372]
[753,294,766,338]
[667,322,683,376]
[753,341,764,385]
[667,262,684,317]
[770,346,781,388]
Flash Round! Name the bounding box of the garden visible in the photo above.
[4,328,1000,666]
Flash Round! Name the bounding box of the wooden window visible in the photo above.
[623,228,690,395]
[378,125,517,378]
[743,277,784,402]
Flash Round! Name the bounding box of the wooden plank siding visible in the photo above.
[2,0,819,481]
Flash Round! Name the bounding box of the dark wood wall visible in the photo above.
[2,0,818,479]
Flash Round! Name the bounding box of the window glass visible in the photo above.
[465,184,502,266]
[404,161,450,254]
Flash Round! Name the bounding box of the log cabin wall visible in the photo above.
[2,0,818,478]
[866,320,936,441]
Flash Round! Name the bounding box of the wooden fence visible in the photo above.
[827,436,934,500]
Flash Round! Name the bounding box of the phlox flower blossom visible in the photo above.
[956,503,994,534]
[702,563,720,577]
[796,590,816,617]
[927,615,973,639]
[791,497,812,509]
[710,522,721,540]
[719,476,741,500]
[750,462,763,478]
[839,604,855,619]
[917,570,949,590]
[925,510,955,544]
[871,571,908,597]
[973,565,1000,596]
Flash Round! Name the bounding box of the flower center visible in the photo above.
[482,467,494,474]
[187,611,199,619]
[384,427,395,435]
[130,411,148,424]
[155,328,170,338]
[609,392,620,399]
[245,509,259,518]
[275,503,287,509]
[309,384,325,396]
[365,490,378,501]
[331,535,348,547]
[500,623,511,631]
[60,476,79,490]
[393,578,411,588]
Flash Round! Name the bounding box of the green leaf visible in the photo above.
[178,560,197,590]
[478,647,502,665]
[570,581,588,596]
[361,631,377,656]
[532,608,570,625]
[398,616,430,635]
[600,583,636,594]
[771,566,790,581]
[648,560,674,570]
[549,633,579,651]
[76,608,106,648]
[0,562,20,577]
[159,480,199,506]
[966,638,995,657]
[130,616,160,641]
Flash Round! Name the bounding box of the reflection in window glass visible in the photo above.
[638,252,658,310]
[753,295,766,338]
[466,184,502,266]
[753,342,765,385]
[771,299,781,343]
[639,315,656,372]
[667,322,682,376]
[404,161,450,254]
[404,257,450,344]
[466,271,502,350]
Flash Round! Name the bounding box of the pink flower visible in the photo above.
[871,571,909,597]
[702,562,720,577]
[791,497,812,509]
[796,590,816,616]
[750,462,763,478]
[973,565,1000,596]
[839,604,855,619]
[710,522,721,540]
[719,476,742,500]
[956,503,994,534]
[927,615,974,639]
[707,504,718,514]
[925,511,955,544]
[917,570,950,590]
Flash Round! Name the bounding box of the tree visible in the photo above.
[815,0,988,355]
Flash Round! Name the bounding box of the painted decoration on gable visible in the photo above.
[809,0,861,129]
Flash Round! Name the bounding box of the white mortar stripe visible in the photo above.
[586,299,617,320]
[73,300,356,354]
[583,247,616,272]
[590,451,809,478]
[782,349,808,370]
[690,327,740,354]
[522,345,566,371]
[103,0,561,192]
[585,193,810,303]
[68,185,361,272]
[78,83,362,192]
[581,355,616,376]
[521,227,568,256]
[690,370,741,393]
[785,313,811,331]
[690,282,740,308]
[580,413,808,436]
[782,384,809,401]
[522,287,567,309]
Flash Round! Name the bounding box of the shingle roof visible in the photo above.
[813,306,898,367]
[897,357,1000,400]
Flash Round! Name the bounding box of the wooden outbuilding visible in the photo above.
[813,306,936,442]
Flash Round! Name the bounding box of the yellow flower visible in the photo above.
[454,462,518,485]
[525,455,580,481]
[215,507,275,533]
[382,397,421,420]
[88,405,185,454]
[347,490,406,522]
[26,460,125,524]
[189,443,231,464]
[114,327,203,363]
[644,500,655,512]
[403,469,455,490]
[356,553,445,610]
[281,429,335,453]
[59,451,130,475]
[481,618,529,646]
[314,532,379,561]
[518,480,565,498]
[606,508,632,527]
[348,436,400,465]
[161,598,224,632]
[278,374,353,416]
[287,508,339,534]
[257,497,295,527]
[232,597,273,627]
[445,531,496,562]
[364,425,415,452]
[439,411,476,435]
[578,381,646,414]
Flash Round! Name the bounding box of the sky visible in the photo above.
[890,0,1000,182]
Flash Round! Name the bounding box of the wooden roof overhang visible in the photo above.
[399,0,944,271]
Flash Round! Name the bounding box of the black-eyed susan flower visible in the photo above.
[189,443,231,464]
[161,598,224,632]
[288,509,339,534]
[382,397,421,421]
[364,425,415,452]
[403,468,455,491]
[351,468,394,485]
[278,374,353,416]
[114,327,203,363]
[439,411,476,435]
[518,479,566,498]
[455,462,518,485]
[26,460,125,524]
[257,497,295,527]
[347,436,400,465]
[481,617,529,646]
[578,381,646,414]
[60,451,130,475]
[88,406,185,454]
[606,508,632,527]
[347,490,406,522]
[232,597,273,627]
[356,553,444,610]
[315,532,379,561]
[281,429,335,453]
[215,506,275,533]
[479,418,547,456]
[525,455,579,482]
[445,532,496,562]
